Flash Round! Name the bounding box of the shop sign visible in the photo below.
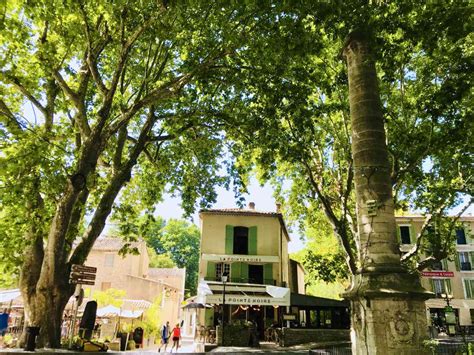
[202,254,279,263]
[205,294,290,306]
[421,271,454,277]
[283,314,297,321]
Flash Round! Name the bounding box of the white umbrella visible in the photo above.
[96,305,121,317]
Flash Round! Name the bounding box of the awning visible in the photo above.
[290,293,349,308]
[0,289,21,303]
[197,280,290,306]
[96,305,143,318]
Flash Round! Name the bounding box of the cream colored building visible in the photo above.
[397,215,474,329]
[84,237,185,325]
[193,203,349,341]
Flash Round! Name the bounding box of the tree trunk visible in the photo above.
[342,31,432,354]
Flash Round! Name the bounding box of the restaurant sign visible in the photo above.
[421,271,454,278]
[202,254,279,263]
[205,294,290,306]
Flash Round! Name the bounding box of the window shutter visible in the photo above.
[264,264,273,285]
[445,279,452,295]
[442,259,448,271]
[231,262,241,282]
[225,225,234,254]
[465,279,472,299]
[207,262,216,280]
[409,225,416,244]
[205,308,214,327]
[396,225,401,243]
[241,263,249,282]
[454,253,461,271]
[469,252,474,266]
[429,279,435,293]
[248,226,257,255]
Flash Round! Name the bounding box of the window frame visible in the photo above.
[104,253,115,267]
[399,225,411,245]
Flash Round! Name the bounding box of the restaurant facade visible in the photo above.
[194,203,349,342]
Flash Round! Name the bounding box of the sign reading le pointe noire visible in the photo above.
[69,264,97,285]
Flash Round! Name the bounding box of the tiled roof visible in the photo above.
[200,208,280,217]
[148,268,186,278]
[91,237,142,251]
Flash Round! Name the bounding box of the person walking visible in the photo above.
[169,323,181,353]
[158,321,170,353]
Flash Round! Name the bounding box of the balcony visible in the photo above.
[461,262,472,271]
[204,276,276,286]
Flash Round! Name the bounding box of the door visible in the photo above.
[248,265,263,284]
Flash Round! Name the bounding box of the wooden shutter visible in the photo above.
[248,226,257,255]
[429,279,435,293]
[442,259,448,271]
[454,252,460,271]
[264,264,273,285]
[231,262,241,282]
[469,252,474,268]
[465,279,472,299]
[445,279,452,295]
[241,263,249,282]
[225,225,234,254]
[396,225,401,243]
[206,262,216,280]
[205,308,214,327]
[409,225,416,244]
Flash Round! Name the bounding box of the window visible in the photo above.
[101,282,111,291]
[464,279,474,299]
[457,228,467,245]
[459,252,472,271]
[104,253,114,267]
[233,227,249,254]
[432,261,443,271]
[215,263,230,281]
[399,226,411,244]
[432,279,446,296]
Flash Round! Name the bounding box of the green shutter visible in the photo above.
[248,226,257,255]
[454,253,460,271]
[430,279,435,293]
[264,264,273,285]
[207,262,216,280]
[225,225,234,254]
[205,308,214,326]
[231,262,241,282]
[469,252,474,267]
[396,225,401,243]
[445,279,452,295]
[465,280,472,299]
[442,259,448,271]
[409,225,416,244]
[241,263,249,282]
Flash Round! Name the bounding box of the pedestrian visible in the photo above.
[158,321,170,353]
[169,323,181,353]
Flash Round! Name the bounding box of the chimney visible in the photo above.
[276,203,281,213]
[248,202,255,210]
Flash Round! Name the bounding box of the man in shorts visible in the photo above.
[158,321,170,352]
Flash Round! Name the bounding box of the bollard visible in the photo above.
[24,326,40,351]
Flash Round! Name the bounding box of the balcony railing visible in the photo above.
[204,276,276,285]
[461,262,472,271]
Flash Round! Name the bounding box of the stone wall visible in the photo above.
[280,328,350,347]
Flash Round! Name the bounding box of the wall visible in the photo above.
[280,328,350,347]
[199,213,289,286]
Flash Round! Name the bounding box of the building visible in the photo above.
[194,203,349,343]
[84,237,185,324]
[396,214,474,330]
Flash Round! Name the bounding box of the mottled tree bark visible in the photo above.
[342,31,431,354]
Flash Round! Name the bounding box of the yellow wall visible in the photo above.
[199,213,289,285]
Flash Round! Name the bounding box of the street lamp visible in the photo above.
[221,273,228,346]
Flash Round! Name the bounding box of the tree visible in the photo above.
[0,0,274,347]
[148,249,176,269]
[139,218,200,296]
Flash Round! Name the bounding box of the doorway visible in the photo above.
[248,265,263,284]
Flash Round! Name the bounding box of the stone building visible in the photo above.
[397,214,474,330]
[85,237,185,325]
